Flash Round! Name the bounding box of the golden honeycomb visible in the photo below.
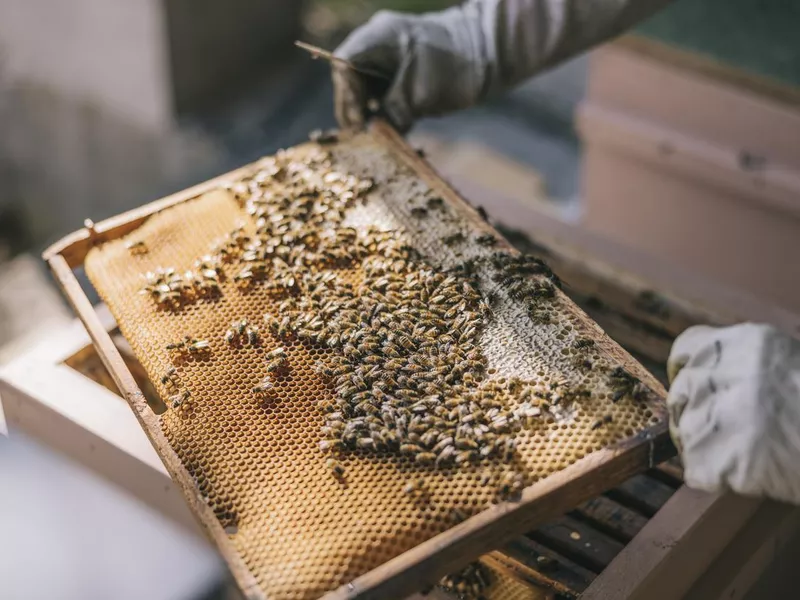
[84,131,664,599]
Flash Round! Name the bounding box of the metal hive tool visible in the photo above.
[61,124,668,600]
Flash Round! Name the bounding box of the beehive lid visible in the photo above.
[82,126,667,599]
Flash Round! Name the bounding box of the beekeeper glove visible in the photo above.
[667,323,800,505]
[333,0,673,132]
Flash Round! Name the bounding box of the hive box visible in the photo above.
[578,36,800,313]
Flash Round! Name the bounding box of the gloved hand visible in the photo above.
[333,0,674,132]
[667,323,800,505]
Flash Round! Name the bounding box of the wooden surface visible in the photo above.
[44,121,675,600]
[573,496,649,541]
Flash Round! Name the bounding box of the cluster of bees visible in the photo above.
[275,259,544,491]
[136,139,647,551]
[608,365,648,403]
[490,254,559,325]
[161,337,210,410]
[225,319,260,346]
[139,258,223,308]
[166,335,210,354]
[436,561,492,600]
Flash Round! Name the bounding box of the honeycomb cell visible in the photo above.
[85,132,663,600]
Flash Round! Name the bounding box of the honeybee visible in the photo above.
[266,358,287,373]
[400,443,422,454]
[327,458,346,478]
[266,347,285,360]
[160,367,177,386]
[591,414,614,430]
[455,450,477,465]
[426,196,444,209]
[276,316,292,337]
[252,376,274,394]
[573,338,595,350]
[126,240,148,255]
[188,339,209,352]
[497,471,524,499]
[356,437,375,450]
[319,439,343,453]
[455,437,478,450]
[475,233,497,247]
[435,445,455,467]
[442,232,465,246]
[309,129,338,144]
[166,336,209,354]
[169,390,190,409]
[415,452,436,465]
[234,267,254,283]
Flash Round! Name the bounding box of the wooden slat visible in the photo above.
[529,516,625,573]
[500,536,596,596]
[651,459,684,488]
[606,474,677,517]
[573,496,649,543]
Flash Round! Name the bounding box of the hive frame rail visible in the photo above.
[43,120,674,600]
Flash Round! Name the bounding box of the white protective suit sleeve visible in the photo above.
[333,0,674,131]
[668,323,800,505]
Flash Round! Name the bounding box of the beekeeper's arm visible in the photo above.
[333,0,674,131]
[668,324,800,505]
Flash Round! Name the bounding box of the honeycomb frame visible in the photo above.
[44,121,672,600]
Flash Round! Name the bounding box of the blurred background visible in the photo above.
[0,0,798,599]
